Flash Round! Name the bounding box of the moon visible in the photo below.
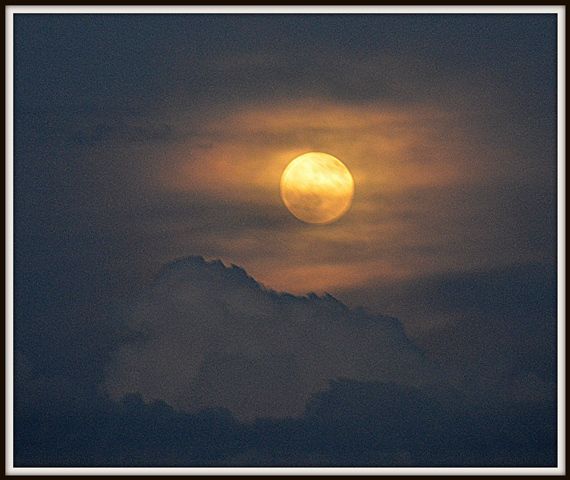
[280,152,355,224]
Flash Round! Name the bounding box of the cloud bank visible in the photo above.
[16,379,556,467]
[16,256,556,467]
[105,256,439,420]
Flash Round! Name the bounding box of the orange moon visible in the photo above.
[280,152,355,224]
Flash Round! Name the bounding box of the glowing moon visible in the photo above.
[280,152,355,224]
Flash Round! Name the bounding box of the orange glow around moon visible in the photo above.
[280,152,355,224]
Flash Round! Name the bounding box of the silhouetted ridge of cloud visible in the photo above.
[105,256,437,420]
[154,256,356,306]
[153,255,267,292]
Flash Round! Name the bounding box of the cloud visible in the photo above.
[339,262,557,404]
[104,256,440,420]
[15,379,556,467]
[15,257,556,467]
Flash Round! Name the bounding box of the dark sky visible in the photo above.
[13,13,558,467]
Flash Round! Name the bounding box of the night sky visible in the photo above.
[13,13,558,467]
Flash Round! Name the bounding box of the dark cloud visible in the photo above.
[15,14,556,115]
[15,378,556,467]
[105,256,438,420]
[340,262,557,403]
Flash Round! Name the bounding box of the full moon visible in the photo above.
[280,152,355,224]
